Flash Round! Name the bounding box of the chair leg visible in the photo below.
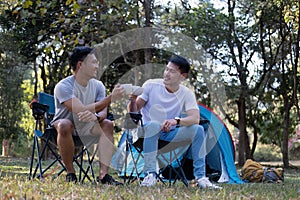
[127,141,143,185]
[73,145,98,183]
[123,138,129,184]
[158,145,191,187]
[28,135,37,180]
[29,132,67,180]
[85,145,97,183]
[123,130,144,185]
[79,146,97,183]
[34,135,43,180]
[73,149,90,182]
[79,148,84,182]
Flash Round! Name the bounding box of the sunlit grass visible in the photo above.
[0,157,299,200]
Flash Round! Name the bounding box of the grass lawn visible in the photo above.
[0,156,299,200]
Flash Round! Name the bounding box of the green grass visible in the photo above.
[0,157,299,200]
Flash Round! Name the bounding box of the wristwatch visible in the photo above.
[95,113,102,122]
[175,117,180,126]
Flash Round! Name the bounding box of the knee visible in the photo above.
[55,119,74,137]
[198,124,205,133]
[193,124,205,139]
[146,121,161,130]
[144,121,161,137]
[101,119,114,131]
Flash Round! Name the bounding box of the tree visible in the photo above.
[168,0,300,167]
[2,0,141,94]
[0,29,27,141]
[169,0,264,165]
[257,0,300,168]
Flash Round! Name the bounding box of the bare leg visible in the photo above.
[92,119,114,179]
[54,119,75,174]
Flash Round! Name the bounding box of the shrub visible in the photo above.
[288,125,300,160]
[253,144,282,162]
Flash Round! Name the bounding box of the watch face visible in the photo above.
[175,117,180,125]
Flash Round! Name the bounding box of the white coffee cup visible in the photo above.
[132,86,144,96]
[121,84,133,95]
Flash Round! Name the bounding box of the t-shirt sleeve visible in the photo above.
[183,89,199,112]
[95,81,106,101]
[54,81,74,104]
[140,81,151,102]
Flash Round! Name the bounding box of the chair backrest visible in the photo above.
[38,92,55,115]
[37,92,55,126]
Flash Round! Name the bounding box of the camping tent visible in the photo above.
[196,103,243,183]
[111,104,243,184]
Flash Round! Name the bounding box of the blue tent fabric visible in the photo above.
[198,104,243,184]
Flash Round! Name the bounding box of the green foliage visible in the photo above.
[0,30,27,140]
[2,0,138,93]
[6,132,32,157]
[0,0,299,165]
[165,0,300,164]
[21,78,42,140]
[289,125,300,160]
[253,144,282,162]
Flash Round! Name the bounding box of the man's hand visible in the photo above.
[77,110,97,122]
[111,84,126,101]
[161,119,177,132]
[129,94,138,102]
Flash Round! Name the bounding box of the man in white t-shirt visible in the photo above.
[51,46,124,185]
[128,55,222,189]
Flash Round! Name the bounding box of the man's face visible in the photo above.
[80,54,99,79]
[163,62,184,86]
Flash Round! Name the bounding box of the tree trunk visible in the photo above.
[282,97,291,168]
[237,97,247,166]
[2,139,9,156]
[144,0,151,27]
[143,0,152,80]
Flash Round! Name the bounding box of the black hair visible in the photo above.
[168,55,190,74]
[69,46,94,71]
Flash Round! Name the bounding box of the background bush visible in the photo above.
[253,144,282,162]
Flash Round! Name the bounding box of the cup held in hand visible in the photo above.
[132,86,144,96]
[121,84,133,95]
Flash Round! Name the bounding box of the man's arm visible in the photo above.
[178,109,200,126]
[161,109,200,132]
[63,85,125,114]
[63,95,111,114]
[127,95,146,112]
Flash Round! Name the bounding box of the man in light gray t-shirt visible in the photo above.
[51,46,125,185]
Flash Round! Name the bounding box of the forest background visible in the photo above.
[0,0,299,168]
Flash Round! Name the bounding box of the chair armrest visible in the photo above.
[31,102,50,120]
[199,119,210,125]
[128,112,142,121]
[123,112,143,129]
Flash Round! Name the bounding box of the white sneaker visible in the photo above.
[141,173,157,187]
[197,177,222,189]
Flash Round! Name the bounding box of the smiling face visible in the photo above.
[78,53,99,79]
[163,62,185,89]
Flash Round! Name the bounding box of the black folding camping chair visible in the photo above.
[122,112,192,187]
[28,92,99,183]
